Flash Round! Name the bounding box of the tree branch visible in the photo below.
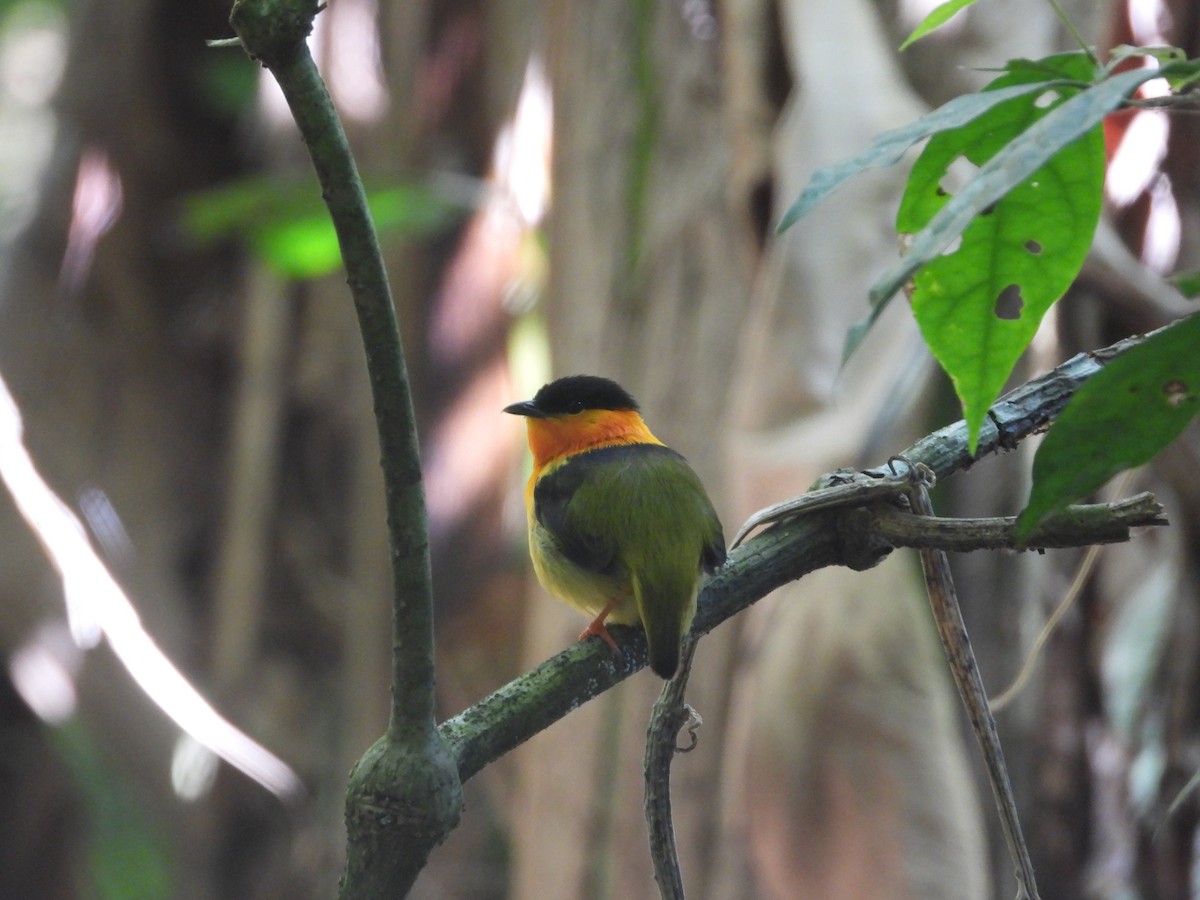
[440,328,1169,783]
[871,492,1167,550]
[643,637,700,900]
[227,0,460,895]
[904,464,1040,899]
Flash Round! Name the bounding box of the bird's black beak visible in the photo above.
[503,400,545,418]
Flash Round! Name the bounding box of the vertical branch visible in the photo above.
[228,0,461,895]
[228,1,434,735]
[644,636,701,899]
[904,463,1039,900]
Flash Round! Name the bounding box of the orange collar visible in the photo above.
[524,408,664,471]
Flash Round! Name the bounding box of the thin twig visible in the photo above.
[870,492,1165,552]
[989,470,1138,711]
[988,542,1101,712]
[902,462,1040,900]
[644,636,700,900]
[1046,0,1098,68]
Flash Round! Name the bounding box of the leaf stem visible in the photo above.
[1046,0,1099,69]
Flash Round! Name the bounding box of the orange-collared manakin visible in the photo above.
[505,375,726,678]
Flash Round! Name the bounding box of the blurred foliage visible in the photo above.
[1170,268,1200,298]
[0,0,64,23]
[181,176,470,278]
[899,0,981,51]
[53,723,173,899]
[197,52,259,119]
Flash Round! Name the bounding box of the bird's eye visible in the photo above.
[567,399,585,414]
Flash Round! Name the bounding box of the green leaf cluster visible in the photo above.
[778,43,1200,535]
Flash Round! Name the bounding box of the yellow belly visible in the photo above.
[528,522,639,624]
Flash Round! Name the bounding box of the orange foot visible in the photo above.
[578,598,620,653]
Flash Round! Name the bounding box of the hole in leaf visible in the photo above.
[949,156,980,179]
[1034,90,1061,109]
[938,156,980,196]
[994,284,1023,320]
[1025,239,1043,255]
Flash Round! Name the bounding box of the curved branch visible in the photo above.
[228,0,435,738]
[643,638,700,900]
[227,0,459,895]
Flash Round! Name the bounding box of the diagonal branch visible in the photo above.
[440,328,1169,782]
[904,463,1040,899]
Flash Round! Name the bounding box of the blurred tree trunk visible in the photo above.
[509,2,756,897]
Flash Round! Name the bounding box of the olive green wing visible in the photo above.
[533,451,623,578]
[534,443,725,676]
[534,444,723,574]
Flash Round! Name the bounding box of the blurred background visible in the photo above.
[0,0,1198,897]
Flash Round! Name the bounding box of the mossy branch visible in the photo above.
[227,0,460,895]
[440,327,1169,783]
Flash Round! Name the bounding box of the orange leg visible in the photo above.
[578,597,620,653]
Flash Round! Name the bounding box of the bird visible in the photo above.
[505,375,726,678]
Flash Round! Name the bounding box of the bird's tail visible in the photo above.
[634,574,697,679]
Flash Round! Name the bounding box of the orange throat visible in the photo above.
[525,408,663,471]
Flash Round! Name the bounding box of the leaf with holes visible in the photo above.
[1017,314,1200,539]
[776,79,1077,235]
[892,53,1109,449]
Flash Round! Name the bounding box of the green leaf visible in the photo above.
[1170,268,1200,298]
[870,57,1179,446]
[777,80,1078,234]
[53,724,173,899]
[1017,315,1200,539]
[899,0,979,51]
[1105,44,1187,73]
[890,54,1111,446]
[873,60,1153,307]
[1167,62,1200,91]
[181,177,468,278]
